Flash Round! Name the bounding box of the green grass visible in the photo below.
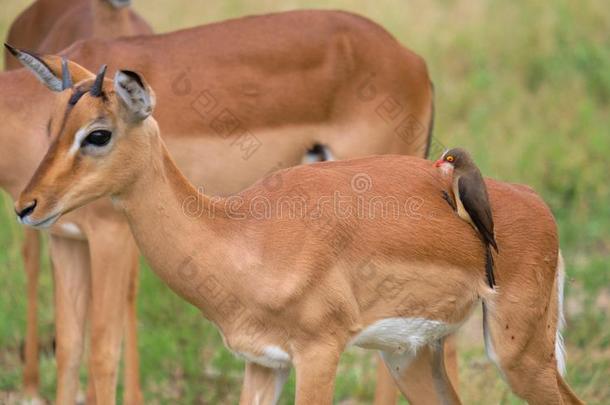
[1,0,609,403]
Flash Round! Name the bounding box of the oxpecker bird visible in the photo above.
[434,148,498,288]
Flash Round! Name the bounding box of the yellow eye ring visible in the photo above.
[446,156,454,162]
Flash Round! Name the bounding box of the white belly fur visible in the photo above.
[230,318,456,369]
[235,345,292,369]
[349,317,458,354]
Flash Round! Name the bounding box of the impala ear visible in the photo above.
[4,44,94,91]
[113,70,155,122]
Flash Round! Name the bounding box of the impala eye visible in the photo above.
[82,130,112,147]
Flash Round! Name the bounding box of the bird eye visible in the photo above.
[446,156,454,162]
[82,130,112,147]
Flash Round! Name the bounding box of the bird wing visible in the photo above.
[458,175,498,252]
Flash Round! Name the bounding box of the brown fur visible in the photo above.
[16,71,583,405]
[2,11,438,404]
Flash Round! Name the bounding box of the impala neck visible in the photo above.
[0,70,54,199]
[113,126,241,325]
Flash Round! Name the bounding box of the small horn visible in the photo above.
[61,58,73,90]
[90,64,107,97]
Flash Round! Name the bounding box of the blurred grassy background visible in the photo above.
[0,0,608,403]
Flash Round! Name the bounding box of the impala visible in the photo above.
[5,10,437,404]
[3,0,152,402]
[4,0,150,70]
[15,64,583,405]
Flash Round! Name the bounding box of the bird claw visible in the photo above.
[442,190,457,211]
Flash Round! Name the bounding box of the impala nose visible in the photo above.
[15,199,37,220]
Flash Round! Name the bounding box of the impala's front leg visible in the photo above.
[239,362,290,405]
[87,221,138,405]
[293,343,341,405]
[21,228,41,399]
[48,234,91,405]
[123,258,143,405]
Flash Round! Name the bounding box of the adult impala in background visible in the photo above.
[4,0,150,70]
[3,0,152,403]
[4,10,437,404]
[14,65,584,405]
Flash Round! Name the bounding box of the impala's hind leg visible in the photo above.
[374,334,459,405]
[380,339,461,405]
[373,355,398,404]
[239,362,290,405]
[482,255,583,404]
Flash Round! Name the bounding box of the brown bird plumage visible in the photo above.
[435,148,498,287]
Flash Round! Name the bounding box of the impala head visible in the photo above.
[433,147,474,175]
[10,48,156,228]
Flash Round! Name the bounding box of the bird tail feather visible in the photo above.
[485,245,496,288]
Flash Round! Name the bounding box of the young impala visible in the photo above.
[4,0,152,402]
[15,63,583,404]
[4,10,439,404]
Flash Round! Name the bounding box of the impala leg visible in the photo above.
[429,338,461,404]
[443,334,459,389]
[123,256,143,405]
[373,334,459,405]
[482,258,583,404]
[87,224,137,405]
[49,235,91,405]
[21,228,41,399]
[86,360,97,404]
[293,345,341,405]
[239,362,290,405]
[373,355,398,405]
[380,340,461,405]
